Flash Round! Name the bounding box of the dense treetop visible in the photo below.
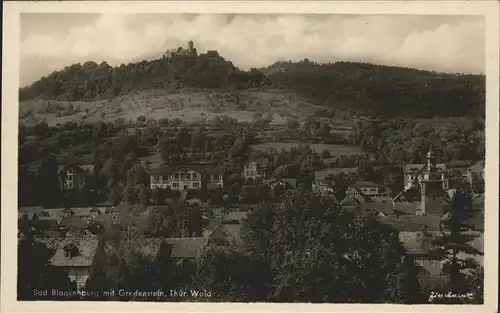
[19,48,485,118]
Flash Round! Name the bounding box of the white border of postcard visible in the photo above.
[2,1,499,313]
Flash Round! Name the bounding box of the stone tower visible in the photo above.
[188,40,194,54]
[417,145,444,215]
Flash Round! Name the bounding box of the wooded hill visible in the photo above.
[19,49,272,102]
[19,49,485,118]
[262,60,485,118]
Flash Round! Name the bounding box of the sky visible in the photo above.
[20,13,485,86]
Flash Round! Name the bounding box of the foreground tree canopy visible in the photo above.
[236,188,423,303]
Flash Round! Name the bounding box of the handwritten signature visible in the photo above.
[428,291,474,302]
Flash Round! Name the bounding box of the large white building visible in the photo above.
[149,164,225,191]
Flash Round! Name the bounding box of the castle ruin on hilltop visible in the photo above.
[164,40,198,58]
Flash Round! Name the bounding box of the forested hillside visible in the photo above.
[19,49,271,102]
[19,49,485,118]
[262,60,485,118]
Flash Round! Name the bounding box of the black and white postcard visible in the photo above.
[2,1,499,313]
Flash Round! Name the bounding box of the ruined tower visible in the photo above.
[188,40,194,54]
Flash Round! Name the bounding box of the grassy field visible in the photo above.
[19,88,323,127]
[250,142,361,155]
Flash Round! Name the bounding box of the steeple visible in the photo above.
[424,144,440,181]
[417,144,444,215]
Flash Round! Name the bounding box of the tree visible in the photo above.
[18,232,77,300]
[241,188,422,303]
[194,244,270,301]
[34,120,49,138]
[433,188,484,303]
[256,184,270,203]
[228,183,241,203]
[37,155,62,208]
[240,185,257,204]
[209,187,223,204]
[149,204,203,238]
[137,115,146,124]
[196,185,209,202]
[138,185,150,205]
[109,185,123,205]
[152,187,166,205]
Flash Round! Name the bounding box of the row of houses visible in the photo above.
[57,151,484,196]
[19,203,248,291]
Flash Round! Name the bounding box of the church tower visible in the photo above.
[417,145,444,215]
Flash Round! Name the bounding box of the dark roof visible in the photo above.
[360,202,394,215]
[148,164,225,175]
[60,216,88,230]
[19,206,44,214]
[404,163,446,173]
[445,160,475,168]
[33,217,62,230]
[350,181,379,188]
[223,211,248,223]
[18,211,38,220]
[19,206,44,212]
[39,208,66,218]
[37,237,99,267]
[468,160,485,172]
[394,202,421,215]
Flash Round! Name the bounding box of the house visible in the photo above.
[18,206,44,221]
[313,168,358,193]
[377,214,484,288]
[36,237,100,290]
[467,160,485,189]
[58,164,95,190]
[445,160,475,176]
[149,164,225,191]
[347,181,380,197]
[243,158,270,180]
